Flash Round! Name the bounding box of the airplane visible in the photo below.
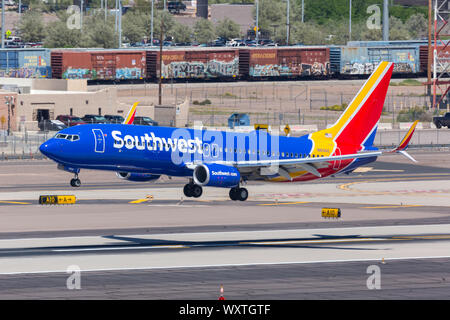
[39,61,419,201]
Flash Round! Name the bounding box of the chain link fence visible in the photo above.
[116,81,440,128]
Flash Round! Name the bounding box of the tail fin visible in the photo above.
[321,61,394,153]
[123,101,139,125]
[389,120,418,163]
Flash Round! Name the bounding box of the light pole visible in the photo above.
[80,0,84,30]
[349,0,352,42]
[118,0,122,48]
[255,0,259,43]
[286,0,290,45]
[1,0,5,49]
[301,0,304,23]
[151,0,154,46]
[382,0,389,41]
[5,96,12,136]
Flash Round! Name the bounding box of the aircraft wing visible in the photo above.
[186,151,382,179]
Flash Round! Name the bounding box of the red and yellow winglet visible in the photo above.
[389,120,419,162]
[123,101,139,124]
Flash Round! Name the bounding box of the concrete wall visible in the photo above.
[32,79,87,92]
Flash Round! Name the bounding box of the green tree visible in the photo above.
[172,22,192,43]
[405,13,427,39]
[16,11,46,42]
[215,18,241,39]
[122,10,147,43]
[82,13,118,48]
[389,16,411,40]
[194,18,216,44]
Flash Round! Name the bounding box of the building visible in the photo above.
[0,78,121,132]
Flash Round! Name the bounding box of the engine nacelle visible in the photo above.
[116,172,161,182]
[193,163,240,188]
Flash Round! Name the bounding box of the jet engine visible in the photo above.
[193,163,240,188]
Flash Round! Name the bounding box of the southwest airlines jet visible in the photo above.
[39,62,418,201]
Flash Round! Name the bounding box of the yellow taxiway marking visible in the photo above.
[361,205,423,209]
[0,200,31,205]
[258,201,310,206]
[129,199,151,204]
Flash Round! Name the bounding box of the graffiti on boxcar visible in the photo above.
[62,68,97,79]
[342,62,375,75]
[207,58,238,77]
[116,67,143,80]
[393,62,413,73]
[0,67,50,78]
[250,64,292,77]
[163,58,238,78]
[302,62,328,76]
[250,62,328,77]
[343,61,414,74]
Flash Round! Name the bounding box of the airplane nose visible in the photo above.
[39,140,61,159]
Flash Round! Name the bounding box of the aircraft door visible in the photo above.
[92,129,105,153]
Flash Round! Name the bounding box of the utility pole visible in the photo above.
[382,0,389,41]
[105,0,108,22]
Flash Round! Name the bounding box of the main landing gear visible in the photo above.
[70,174,81,187]
[182,182,249,201]
[229,186,248,201]
[183,182,203,198]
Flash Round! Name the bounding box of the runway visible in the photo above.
[1,225,450,299]
[0,150,449,299]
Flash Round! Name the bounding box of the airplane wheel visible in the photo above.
[229,187,239,201]
[237,187,248,201]
[183,184,193,197]
[191,185,203,198]
[70,178,81,187]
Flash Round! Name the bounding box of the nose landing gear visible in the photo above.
[70,174,81,187]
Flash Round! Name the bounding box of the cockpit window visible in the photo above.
[55,134,80,141]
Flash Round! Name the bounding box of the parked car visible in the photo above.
[38,120,67,132]
[104,115,125,124]
[133,116,158,126]
[168,1,186,13]
[82,114,109,124]
[433,112,450,128]
[56,115,86,127]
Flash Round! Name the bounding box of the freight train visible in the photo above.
[0,41,445,83]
